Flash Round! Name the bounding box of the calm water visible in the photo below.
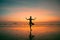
[0,24,60,40]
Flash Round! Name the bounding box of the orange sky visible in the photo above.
[1,7,59,22]
[1,0,59,22]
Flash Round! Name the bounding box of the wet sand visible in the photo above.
[0,24,60,40]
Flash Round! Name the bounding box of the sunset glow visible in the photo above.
[0,0,59,22]
[0,0,60,40]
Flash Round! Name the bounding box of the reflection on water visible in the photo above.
[0,24,60,40]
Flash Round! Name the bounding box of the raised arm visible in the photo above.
[32,17,36,20]
[26,18,30,20]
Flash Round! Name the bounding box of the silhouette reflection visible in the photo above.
[26,16,36,40]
